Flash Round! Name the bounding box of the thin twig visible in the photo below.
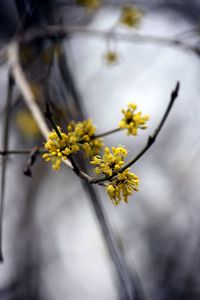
[68,155,94,182]
[0,72,14,262]
[91,81,180,184]
[94,127,121,139]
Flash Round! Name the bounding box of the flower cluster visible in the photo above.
[107,169,139,205]
[91,146,127,176]
[69,119,103,157]
[91,146,139,205]
[43,120,103,170]
[75,0,101,9]
[43,127,79,170]
[119,103,149,136]
[43,101,149,205]
[120,5,143,28]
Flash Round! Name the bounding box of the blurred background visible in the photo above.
[0,1,200,299]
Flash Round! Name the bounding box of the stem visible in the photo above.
[94,127,121,139]
[68,155,93,182]
[44,102,62,140]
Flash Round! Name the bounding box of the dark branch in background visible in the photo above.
[83,182,146,300]
[56,40,86,121]
[91,81,180,184]
[0,72,14,263]
[0,97,21,121]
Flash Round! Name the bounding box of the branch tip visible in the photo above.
[171,81,180,100]
[44,102,52,119]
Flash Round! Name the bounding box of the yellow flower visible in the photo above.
[103,51,119,65]
[43,119,103,170]
[43,127,80,170]
[73,119,103,157]
[16,109,40,137]
[82,138,104,157]
[119,103,149,136]
[107,168,139,205]
[120,5,143,28]
[75,119,96,139]
[75,0,101,9]
[91,146,127,176]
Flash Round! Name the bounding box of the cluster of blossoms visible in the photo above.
[42,128,79,170]
[119,103,149,136]
[91,146,127,176]
[43,103,149,205]
[107,169,139,205]
[68,119,103,157]
[120,5,144,28]
[43,120,103,170]
[91,147,139,205]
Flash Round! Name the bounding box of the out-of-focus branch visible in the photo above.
[0,73,14,262]
[18,25,200,57]
[7,42,49,139]
[7,41,72,169]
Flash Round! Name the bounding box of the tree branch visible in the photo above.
[91,81,180,184]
